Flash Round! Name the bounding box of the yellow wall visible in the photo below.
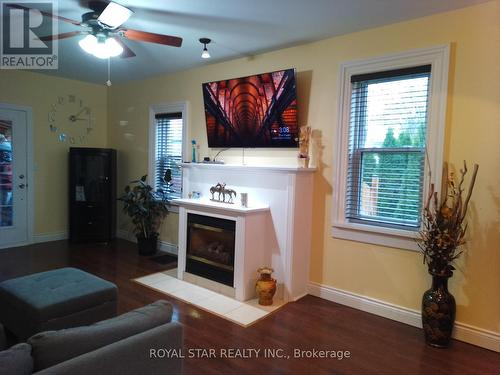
[0,70,108,235]
[110,1,497,334]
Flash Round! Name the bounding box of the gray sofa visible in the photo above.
[0,300,183,375]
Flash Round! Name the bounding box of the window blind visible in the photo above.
[155,112,183,200]
[346,65,431,229]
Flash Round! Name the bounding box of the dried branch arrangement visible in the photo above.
[298,126,311,159]
[418,161,479,276]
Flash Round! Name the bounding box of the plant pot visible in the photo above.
[137,235,158,256]
[421,273,456,348]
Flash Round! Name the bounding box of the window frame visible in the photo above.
[149,102,188,213]
[332,45,450,251]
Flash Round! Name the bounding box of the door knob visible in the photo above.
[18,183,26,189]
[19,174,25,179]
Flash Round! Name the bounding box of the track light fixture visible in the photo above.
[199,38,211,59]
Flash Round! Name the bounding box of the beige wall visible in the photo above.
[108,1,500,334]
[0,70,108,235]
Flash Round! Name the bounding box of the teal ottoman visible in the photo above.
[0,268,117,340]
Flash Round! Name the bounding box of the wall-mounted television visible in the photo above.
[202,68,298,148]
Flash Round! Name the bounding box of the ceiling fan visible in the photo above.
[8,1,183,59]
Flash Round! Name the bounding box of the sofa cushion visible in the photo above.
[0,324,6,351]
[29,300,173,371]
[0,343,33,375]
[35,323,183,375]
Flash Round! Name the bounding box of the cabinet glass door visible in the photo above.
[73,153,108,203]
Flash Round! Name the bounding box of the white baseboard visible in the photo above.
[158,241,178,255]
[308,281,500,353]
[116,229,178,255]
[33,232,68,243]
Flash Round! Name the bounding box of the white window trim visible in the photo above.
[332,45,450,251]
[148,101,189,213]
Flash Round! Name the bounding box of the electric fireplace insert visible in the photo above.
[186,213,235,286]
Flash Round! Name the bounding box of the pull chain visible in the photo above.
[106,57,112,87]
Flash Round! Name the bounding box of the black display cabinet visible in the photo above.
[69,147,116,242]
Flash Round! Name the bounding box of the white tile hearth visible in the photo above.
[133,270,284,327]
[136,271,172,285]
[151,277,189,294]
[225,305,268,326]
[195,293,243,315]
[163,268,178,277]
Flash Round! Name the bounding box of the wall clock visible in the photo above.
[47,94,94,144]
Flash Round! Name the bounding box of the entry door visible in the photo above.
[0,107,29,247]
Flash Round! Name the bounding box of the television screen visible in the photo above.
[202,68,298,148]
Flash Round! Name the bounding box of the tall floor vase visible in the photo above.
[421,274,456,348]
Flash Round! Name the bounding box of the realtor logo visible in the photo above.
[1,0,58,69]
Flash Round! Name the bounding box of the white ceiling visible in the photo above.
[23,0,487,83]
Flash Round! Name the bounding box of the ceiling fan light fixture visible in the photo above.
[97,1,133,29]
[92,40,110,59]
[79,34,123,59]
[105,37,124,57]
[199,38,211,59]
[78,34,97,55]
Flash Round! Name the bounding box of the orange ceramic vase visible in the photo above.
[256,267,277,306]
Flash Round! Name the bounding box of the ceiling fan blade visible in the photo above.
[97,1,133,29]
[39,31,87,42]
[6,3,81,26]
[121,29,182,47]
[112,37,136,58]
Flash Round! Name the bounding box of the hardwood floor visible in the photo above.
[1,239,498,374]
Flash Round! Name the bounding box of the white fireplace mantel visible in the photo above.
[173,198,269,214]
[180,162,316,173]
[175,163,315,303]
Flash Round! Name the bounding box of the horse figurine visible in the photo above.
[218,183,226,201]
[209,182,236,204]
[224,189,237,203]
[210,183,226,201]
[210,183,223,200]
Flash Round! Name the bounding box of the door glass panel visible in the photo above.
[0,121,13,227]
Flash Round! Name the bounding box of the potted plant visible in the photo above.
[417,161,478,348]
[118,175,169,256]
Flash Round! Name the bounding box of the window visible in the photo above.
[155,113,183,199]
[333,46,449,250]
[347,66,430,230]
[149,103,187,203]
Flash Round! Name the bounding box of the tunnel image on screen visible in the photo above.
[202,68,298,148]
